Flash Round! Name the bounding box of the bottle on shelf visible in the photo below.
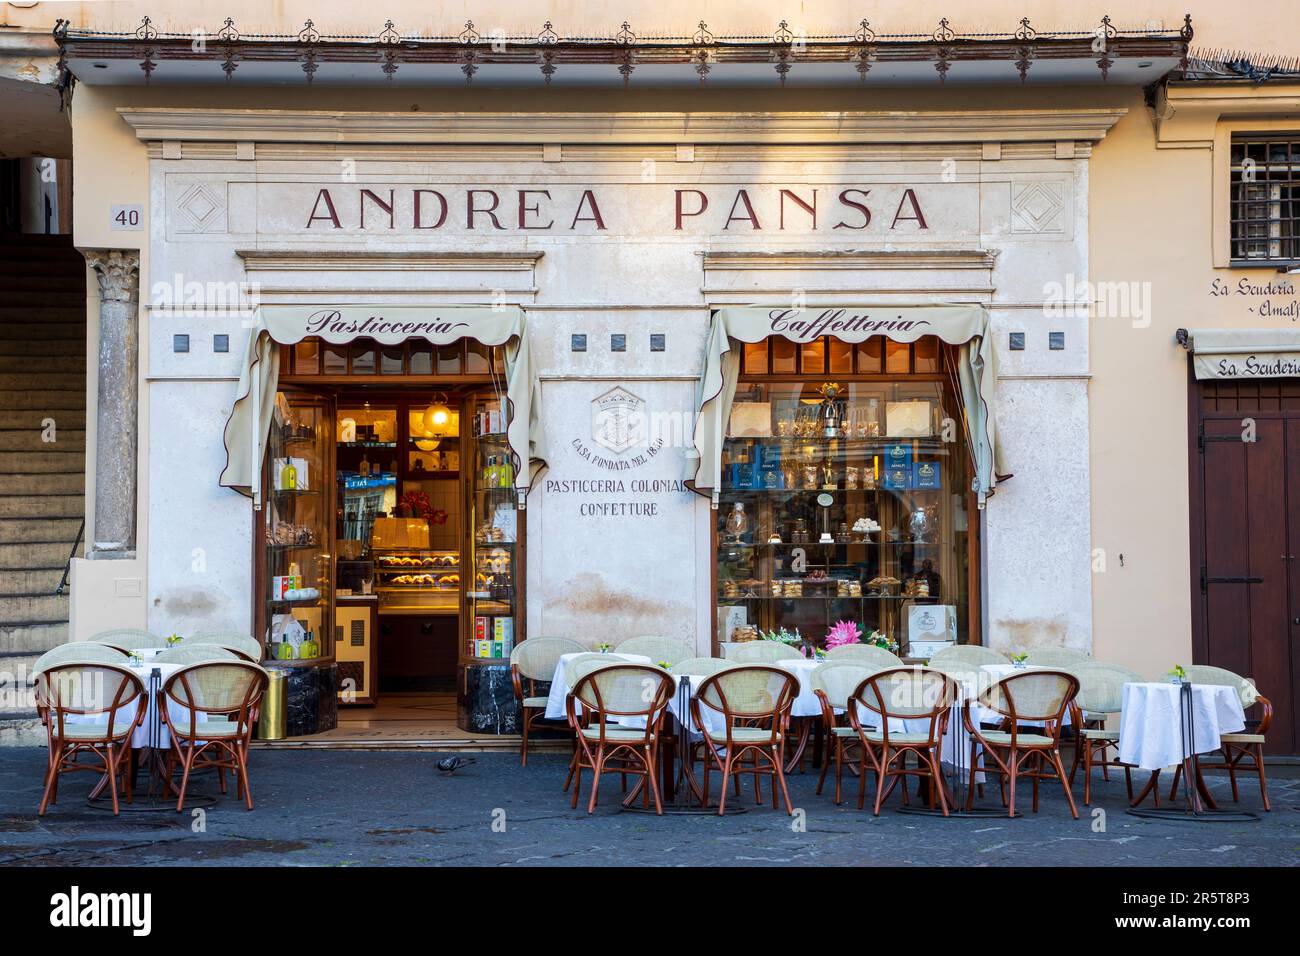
[498,456,514,488]
[359,453,370,478]
[280,458,297,491]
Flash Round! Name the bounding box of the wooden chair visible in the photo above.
[929,643,1009,673]
[188,632,263,662]
[35,663,146,815]
[691,665,798,815]
[810,660,878,805]
[1067,662,1144,804]
[1167,664,1272,811]
[614,635,693,666]
[824,644,903,667]
[965,670,1080,819]
[153,644,240,665]
[669,657,734,677]
[565,663,672,814]
[87,628,168,653]
[161,661,268,812]
[509,636,586,766]
[32,642,128,674]
[726,641,803,663]
[1025,647,1090,667]
[850,666,958,816]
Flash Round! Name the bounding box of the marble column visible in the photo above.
[82,250,140,559]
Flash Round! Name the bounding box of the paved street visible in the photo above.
[0,748,1294,866]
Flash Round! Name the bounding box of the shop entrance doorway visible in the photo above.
[255,335,524,742]
[1191,377,1300,754]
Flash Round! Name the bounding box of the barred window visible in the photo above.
[1230,135,1300,263]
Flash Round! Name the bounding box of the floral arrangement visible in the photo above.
[597,642,612,653]
[825,620,862,650]
[399,490,434,520]
[165,634,183,646]
[866,630,899,653]
[1011,651,1029,664]
[656,660,671,669]
[1167,664,1187,683]
[760,627,802,646]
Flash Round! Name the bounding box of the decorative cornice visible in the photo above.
[58,16,1191,88]
[1153,81,1300,148]
[82,249,140,303]
[119,108,1128,146]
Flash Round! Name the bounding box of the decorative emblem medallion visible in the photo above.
[591,386,645,455]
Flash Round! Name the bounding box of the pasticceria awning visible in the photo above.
[687,304,1006,506]
[220,304,546,505]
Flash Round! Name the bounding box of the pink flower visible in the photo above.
[825,620,862,649]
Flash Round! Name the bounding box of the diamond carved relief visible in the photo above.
[1010,181,1065,234]
[172,182,228,234]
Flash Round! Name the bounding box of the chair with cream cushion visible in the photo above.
[1066,662,1144,804]
[161,661,268,812]
[33,642,129,675]
[965,670,1080,819]
[669,657,735,677]
[692,665,799,815]
[153,644,241,665]
[36,663,147,816]
[88,628,168,653]
[188,632,263,662]
[614,635,694,667]
[810,661,879,805]
[1167,664,1273,811]
[509,636,587,767]
[824,644,903,668]
[1026,647,1091,667]
[726,641,804,663]
[850,666,958,815]
[929,643,1009,673]
[566,663,672,814]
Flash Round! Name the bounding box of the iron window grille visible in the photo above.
[1230,134,1300,264]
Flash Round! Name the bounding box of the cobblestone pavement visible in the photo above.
[0,748,1294,866]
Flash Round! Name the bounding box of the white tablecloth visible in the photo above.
[1118,682,1245,771]
[542,652,653,720]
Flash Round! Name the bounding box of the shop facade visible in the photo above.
[52,7,1265,740]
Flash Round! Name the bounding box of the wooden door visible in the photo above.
[1194,381,1300,753]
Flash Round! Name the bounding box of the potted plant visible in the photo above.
[1011,651,1029,669]
[165,634,183,647]
[865,629,899,654]
[1167,664,1188,685]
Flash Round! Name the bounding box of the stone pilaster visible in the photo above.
[82,249,140,559]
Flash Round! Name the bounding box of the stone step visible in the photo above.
[0,517,82,543]
[0,323,84,341]
[0,541,75,568]
[0,451,85,474]
[0,494,83,519]
[0,593,70,625]
[0,354,85,373]
[0,473,84,495]
[0,428,86,452]
[1,569,65,595]
[0,338,84,357]
[0,409,86,429]
[0,390,86,411]
[0,620,69,654]
[0,372,83,390]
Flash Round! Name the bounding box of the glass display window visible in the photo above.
[717,339,976,656]
[464,391,520,663]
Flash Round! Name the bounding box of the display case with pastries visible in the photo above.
[373,548,461,615]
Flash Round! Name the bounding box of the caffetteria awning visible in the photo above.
[220,304,546,505]
[1184,327,1300,380]
[687,304,1005,506]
